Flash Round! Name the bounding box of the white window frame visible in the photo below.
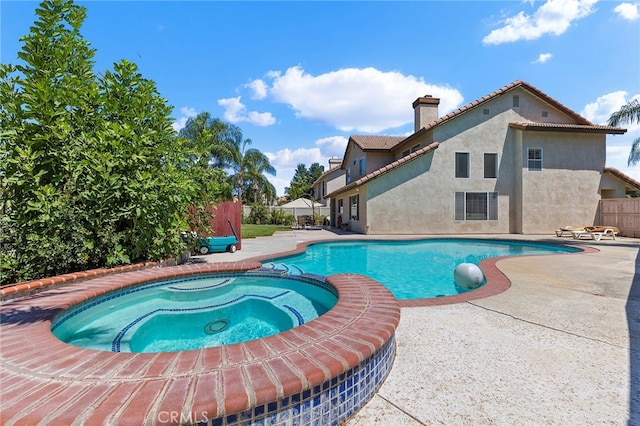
[527,147,543,171]
[455,192,498,221]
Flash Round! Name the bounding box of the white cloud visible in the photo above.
[614,2,640,20]
[264,136,350,196]
[265,146,325,196]
[581,91,640,130]
[172,106,198,132]
[246,79,268,100]
[483,0,598,45]
[217,96,276,127]
[315,136,349,158]
[584,91,640,176]
[534,53,553,63]
[263,66,464,133]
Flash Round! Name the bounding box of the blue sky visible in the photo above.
[2,0,639,196]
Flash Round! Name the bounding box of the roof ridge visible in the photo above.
[419,80,594,132]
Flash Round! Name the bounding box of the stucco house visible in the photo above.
[312,157,345,207]
[325,80,635,235]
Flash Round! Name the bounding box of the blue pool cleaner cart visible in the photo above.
[199,220,239,254]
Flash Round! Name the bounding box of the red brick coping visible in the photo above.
[0,258,177,299]
[0,262,400,424]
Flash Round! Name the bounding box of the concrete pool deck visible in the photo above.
[1,229,639,424]
[207,229,640,424]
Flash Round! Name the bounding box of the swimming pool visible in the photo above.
[51,271,338,353]
[263,239,581,299]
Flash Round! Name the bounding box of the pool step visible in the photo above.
[260,263,305,275]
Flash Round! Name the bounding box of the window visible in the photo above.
[483,108,490,115]
[359,158,365,176]
[484,153,498,178]
[322,181,326,197]
[455,192,498,221]
[455,152,469,178]
[527,148,543,171]
[401,144,420,158]
[338,199,344,214]
[346,167,351,183]
[513,95,520,107]
[349,194,359,221]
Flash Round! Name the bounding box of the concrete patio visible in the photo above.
[207,229,640,425]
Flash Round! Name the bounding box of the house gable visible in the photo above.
[328,80,628,235]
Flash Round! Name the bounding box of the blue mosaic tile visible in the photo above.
[283,305,305,326]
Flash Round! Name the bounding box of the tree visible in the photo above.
[226,124,276,204]
[285,162,325,200]
[179,112,235,169]
[0,0,211,284]
[178,115,275,204]
[608,99,640,166]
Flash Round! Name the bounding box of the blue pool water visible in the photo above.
[51,272,337,353]
[263,239,580,300]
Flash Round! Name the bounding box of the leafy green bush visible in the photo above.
[270,209,295,226]
[0,0,222,284]
[247,203,270,225]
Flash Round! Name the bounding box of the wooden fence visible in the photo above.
[598,198,640,238]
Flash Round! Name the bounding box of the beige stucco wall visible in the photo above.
[519,131,604,232]
[343,145,364,184]
[364,152,394,175]
[599,173,627,198]
[333,188,366,233]
[356,88,608,235]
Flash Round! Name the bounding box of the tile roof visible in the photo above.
[326,142,440,198]
[509,121,627,134]
[604,167,640,192]
[350,135,405,150]
[431,80,594,128]
[349,80,623,155]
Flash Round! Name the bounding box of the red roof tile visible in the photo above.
[509,121,626,134]
[350,135,405,151]
[604,167,640,192]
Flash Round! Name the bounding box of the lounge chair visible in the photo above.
[571,226,619,241]
[555,226,587,237]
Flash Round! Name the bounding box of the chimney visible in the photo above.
[412,95,440,132]
[328,157,342,169]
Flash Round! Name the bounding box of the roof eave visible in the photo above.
[509,122,627,135]
[326,142,440,198]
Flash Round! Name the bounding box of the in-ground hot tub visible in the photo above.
[1,262,400,425]
[51,271,339,353]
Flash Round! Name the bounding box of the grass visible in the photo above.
[241,224,291,239]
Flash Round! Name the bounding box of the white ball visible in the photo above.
[454,263,484,289]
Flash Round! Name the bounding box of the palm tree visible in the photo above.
[608,99,640,166]
[226,124,276,204]
[179,112,235,168]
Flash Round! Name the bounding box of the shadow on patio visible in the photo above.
[627,247,640,424]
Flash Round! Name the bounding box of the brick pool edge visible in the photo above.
[0,262,400,425]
